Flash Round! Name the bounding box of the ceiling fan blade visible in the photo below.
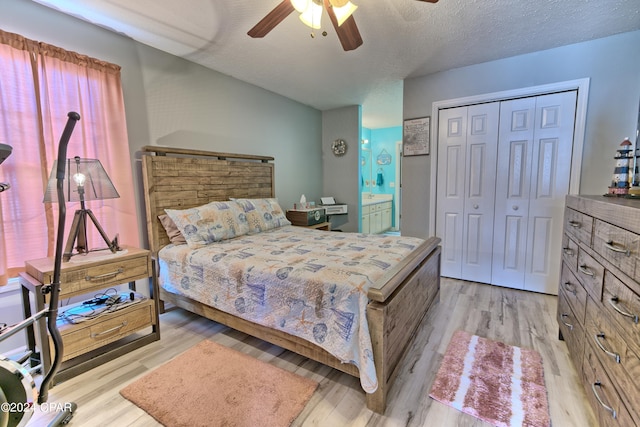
[324,0,363,51]
[248,0,295,38]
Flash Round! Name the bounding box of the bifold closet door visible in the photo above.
[491,91,577,294]
[437,103,499,283]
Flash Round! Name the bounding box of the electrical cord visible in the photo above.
[57,290,145,324]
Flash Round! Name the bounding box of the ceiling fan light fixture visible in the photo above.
[299,0,323,29]
[331,1,357,26]
[291,0,309,13]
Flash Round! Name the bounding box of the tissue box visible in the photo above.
[286,208,326,226]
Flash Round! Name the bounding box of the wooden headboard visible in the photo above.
[140,145,275,255]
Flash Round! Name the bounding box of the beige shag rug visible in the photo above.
[120,340,318,427]
[429,330,550,427]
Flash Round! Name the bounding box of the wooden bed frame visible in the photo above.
[140,145,441,413]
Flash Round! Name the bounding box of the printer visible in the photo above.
[320,197,348,215]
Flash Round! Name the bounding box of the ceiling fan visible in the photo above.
[248,0,439,52]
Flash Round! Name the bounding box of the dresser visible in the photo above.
[558,195,640,427]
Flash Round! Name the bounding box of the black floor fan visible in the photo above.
[0,112,80,427]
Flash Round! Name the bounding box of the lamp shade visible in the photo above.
[43,157,119,203]
[0,143,11,165]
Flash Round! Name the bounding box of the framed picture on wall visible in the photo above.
[403,116,430,156]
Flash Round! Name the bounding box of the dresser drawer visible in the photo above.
[565,208,594,247]
[594,219,640,283]
[602,271,640,354]
[583,342,636,427]
[558,288,585,372]
[562,234,579,272]
[577,248,605,301]
[586,297,640,424]
[57,300,154,361]
[560,262,588,326]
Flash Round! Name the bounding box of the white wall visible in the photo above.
[402,30,640,239]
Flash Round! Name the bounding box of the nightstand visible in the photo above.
[19,246,160,382]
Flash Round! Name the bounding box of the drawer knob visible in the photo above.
[591,382,617,420]
[594,333,621,364]
[578,265,595,277]
[604,241,630,257]
[562,247,575,256]
[560,313,574,330]
[609,296,639,324]
[568,220,581,228]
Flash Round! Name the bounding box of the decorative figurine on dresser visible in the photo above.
[607,137,634,196]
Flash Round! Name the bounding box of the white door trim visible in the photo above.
[429,78,590,235]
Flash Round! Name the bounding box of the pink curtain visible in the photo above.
[0,30,139,285]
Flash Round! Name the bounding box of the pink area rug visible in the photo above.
[120,340,317,427]
[429,330,550,427]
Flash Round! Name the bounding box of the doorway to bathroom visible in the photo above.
[360,128,402,234]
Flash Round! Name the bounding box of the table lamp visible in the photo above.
[0,143,11,193]
[43,156,121,261]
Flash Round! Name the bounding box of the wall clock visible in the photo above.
[332,139,347,156]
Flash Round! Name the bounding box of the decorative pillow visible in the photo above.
[158,213,187,245]
[164,201,250,249]
[233,198,291,233]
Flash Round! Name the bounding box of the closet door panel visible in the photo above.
[461,103,499,283]
[437,107,467,279]
[524,91,577,294]
[492,98,536,289]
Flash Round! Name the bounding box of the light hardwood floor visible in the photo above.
[31,278,597,426]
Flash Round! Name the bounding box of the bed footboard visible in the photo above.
[366,237,441,413]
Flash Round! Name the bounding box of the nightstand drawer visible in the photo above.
[25,247,150,298]
[57,300,154,361]
[58,257,149,298]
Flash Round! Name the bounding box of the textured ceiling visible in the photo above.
[32,0,640,128]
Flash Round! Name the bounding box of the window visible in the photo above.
[0,30,139,285]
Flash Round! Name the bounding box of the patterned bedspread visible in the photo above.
[157,225,424,393]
